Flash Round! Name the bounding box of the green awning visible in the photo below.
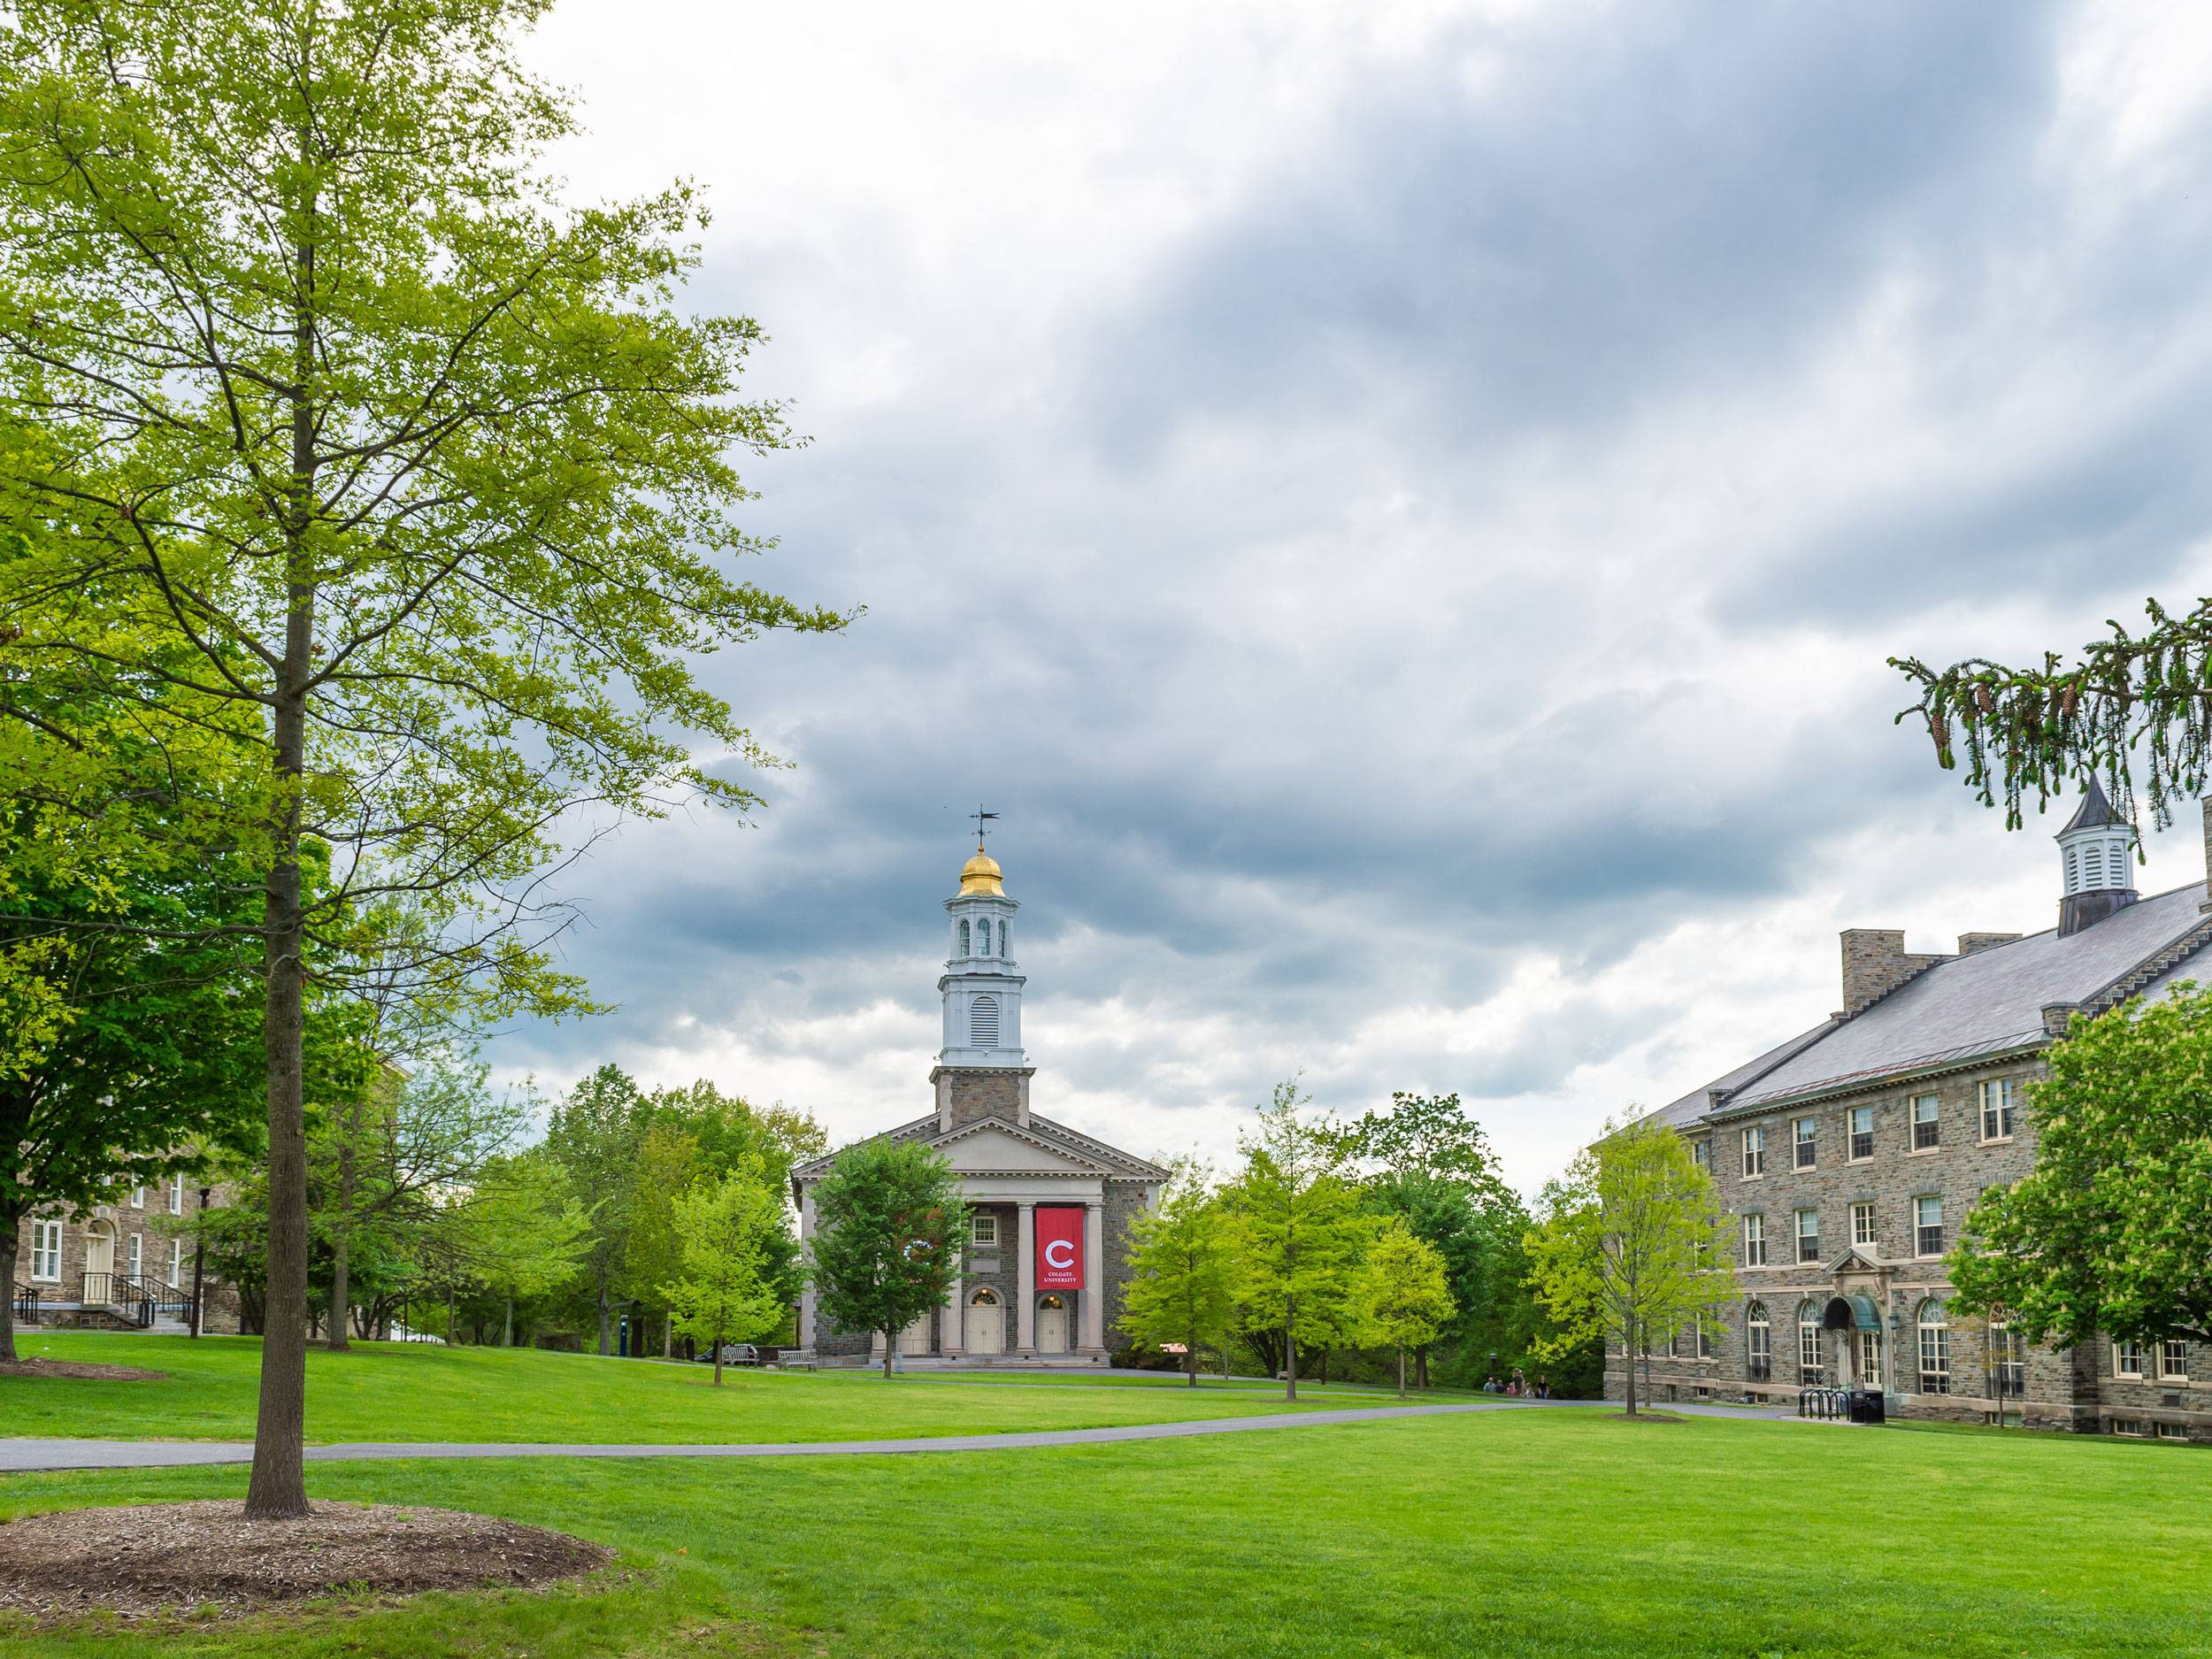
[1847,1294,1880,1331]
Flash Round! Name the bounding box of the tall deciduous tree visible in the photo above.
[1226,1079,1373,1402]
[1949,986,2212,1348]
[1121,1161,1238,1386]
[543,1064,648,1357]
[1525,1116,1733,1417]
[807,1140,967,1380]
[1355,1217,1456,1400]
[663,1161,787,1386]
[454,1149,591,1349]
[0,0,842,1516]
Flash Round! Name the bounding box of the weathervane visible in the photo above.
[969,806,999,848]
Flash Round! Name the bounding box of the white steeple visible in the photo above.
[939,837,1025,1068]
[2055,775,2138,937]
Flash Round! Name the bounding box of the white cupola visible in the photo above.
[2055,775,2138,938]
[939,840,1025,1067]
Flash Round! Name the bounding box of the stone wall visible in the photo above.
[934,1066,1030,1129]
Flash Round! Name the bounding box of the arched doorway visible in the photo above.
[1035,1294,1069,1355]
[964,1287,1002,1356]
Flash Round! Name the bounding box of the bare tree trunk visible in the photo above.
[713,1332,724,1387]
[1284,1324,1298,1402]
[1187,1343,1199,1386]
[882,1332,895,1379]
[503,1294,513,1348]
[326,1122,353,1352]
[1397,1344,1407,1400]
[596,1280,611,1355]
[0,1224,19,1363]
[1623,1317,1639,1417]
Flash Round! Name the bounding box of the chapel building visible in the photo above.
[787,841,1168,1367]
[1624,780,2206,1441]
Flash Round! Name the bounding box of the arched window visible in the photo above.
[1918,1299,1951,1394]
[978,918,992,956]
[969,1286,999,1307]
[970,994,1000,1048]
[1989,1321,2024,1399]
[1746,1302,1770,1380]
[957,919,971,956]
[1796,1300,1824,1385]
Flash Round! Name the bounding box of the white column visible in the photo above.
[1016,1201,1036,1354]
[1081,1199,1105,1351]
[941,1247,964,1356]
[798,1186,818,1351]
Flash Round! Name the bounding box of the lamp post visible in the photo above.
[188,1186,211,1338]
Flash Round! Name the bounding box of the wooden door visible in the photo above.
[1035,1298,1068,1354]
[964,1298,1002,1355]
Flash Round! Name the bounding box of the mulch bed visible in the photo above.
[0,1501,612,1621]
[0,1358,166,1381]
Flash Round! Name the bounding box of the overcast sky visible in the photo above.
[489,0,2212,1193]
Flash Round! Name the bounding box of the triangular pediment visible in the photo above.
[1827,1244,1893,1274]
[931,1117,1112,1176]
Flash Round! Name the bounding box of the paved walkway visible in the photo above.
[0,1397,1793,1474]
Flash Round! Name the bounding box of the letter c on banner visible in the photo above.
[1045,1239,1075,1270]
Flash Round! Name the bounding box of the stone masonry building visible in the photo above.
[787,840,1169,1368]
[1622,780,2207,1442]
[12,1171,238,1335]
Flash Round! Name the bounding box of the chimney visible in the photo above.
[1839,929,1951,1018]
[1957,932,2023,956]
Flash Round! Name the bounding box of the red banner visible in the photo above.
[1034,1206,1085,1289]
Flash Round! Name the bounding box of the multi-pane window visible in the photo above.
[168,1174,185,1215]
[1742,1212,1767,1267]
[1747,1302,1771,1379]
[1911,1094,1940,1150]
[1848,1106,1875,1162]
[129,1184,147,1209]
[1741,1125,1766,1178]
[1978,1078,2017,1141]
[1793,1117,1816,1170]
[29,1218,62,1281]
[1690,1140,1709,1172]
[127,1233,142,1277]
[1918,1301,1951,1394]
[2115,1340,2147,1379]
[1851,1201,1878,1248]
[1797,1302,1824,1384]
[1990,1325,2025,1398]
[970,1213,997,1247]
[1915,1195,1945,1258]
[1696,1316,1713,1361]
[2162,1340,2191,1383]
[168,1239,182,1289]
[1794,1208,1820,1263]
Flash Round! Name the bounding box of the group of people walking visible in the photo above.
[1480,1368,1549,1398]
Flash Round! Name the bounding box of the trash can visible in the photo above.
[1848,1389,1886,1425]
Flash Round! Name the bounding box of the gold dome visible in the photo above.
[957,842,1004,896]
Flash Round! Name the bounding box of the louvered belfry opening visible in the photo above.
[970,994,1000,1047]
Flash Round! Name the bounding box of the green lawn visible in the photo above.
[0,1409,2204,1656]
[0,1333,1402,1444]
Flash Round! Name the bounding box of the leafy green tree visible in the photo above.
[0,634,263,1358]
[1225,1079,1375,1401]
[1525,1116,1734,1417]
[451,1149,590,1349]
[1355,1217,1456,1399]
[545,1065,650,1356]
[0,0,842,1516]
[1121,1161,1238,1386]
[1950,986,2212,1348]
[664,1161,787,1386]
[807,1139,967,1380]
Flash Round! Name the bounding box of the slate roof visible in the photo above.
[1657,879,2212,1126]
[789,1109,1169,1189]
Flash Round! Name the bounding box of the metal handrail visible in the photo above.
[81,1271,157,1328]
[10,1283,35,1325]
